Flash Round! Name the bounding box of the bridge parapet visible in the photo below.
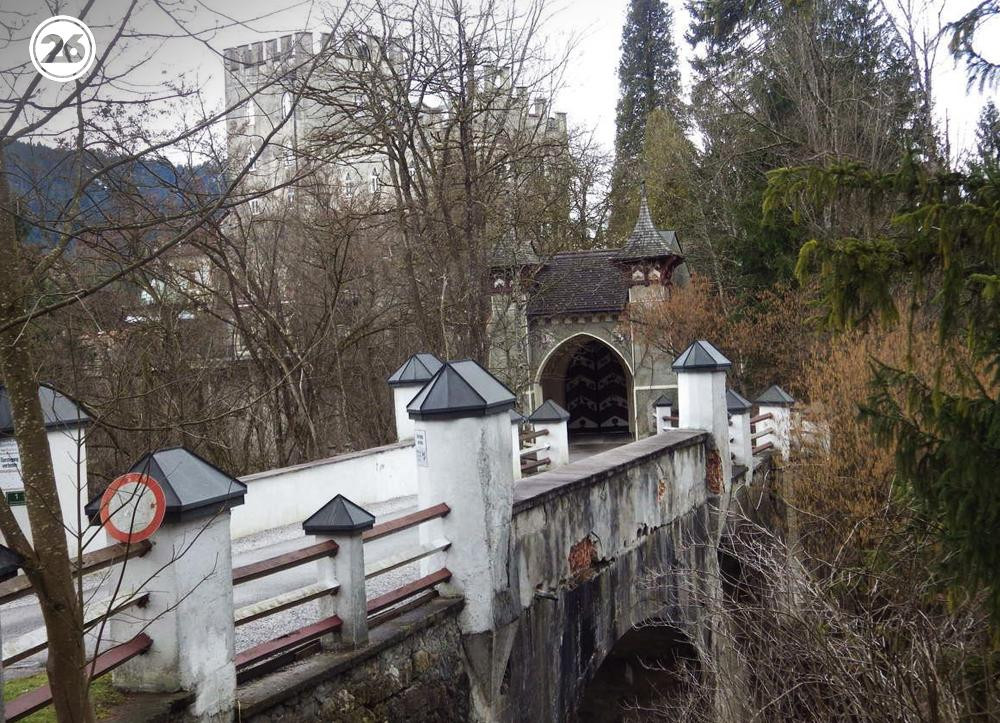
[510,430,710,615]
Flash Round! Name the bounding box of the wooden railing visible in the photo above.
[0,539,152,606]
[752,441,774,455]
[234,503,453,681]
[750,412,773,425]
[6,634,153,722]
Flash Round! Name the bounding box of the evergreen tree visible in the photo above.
[766,155,1000,622]
[973,100,1000,172]
[608,0,682,237]
[614,0,682,162]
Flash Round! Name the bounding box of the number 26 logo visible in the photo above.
[29,16,96,82]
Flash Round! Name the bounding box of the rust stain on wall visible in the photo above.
[568,536,596,575]
[657,477,668,501]
[706,449,723,494]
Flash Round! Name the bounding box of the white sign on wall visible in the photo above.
[0,438,24,491]
[414,429,428,467]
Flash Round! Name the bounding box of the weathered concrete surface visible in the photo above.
[459,430,715,721]
[238,598,469,722]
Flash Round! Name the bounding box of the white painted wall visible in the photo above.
[534,420,569,466]
[0,426,88,550]
[392,384,424,441]
[111,511,236,718]
[655,402,672,433]
[730,412,753,469]
[231,441,416,539]
[678,369,731,490]
[414,411,513,634]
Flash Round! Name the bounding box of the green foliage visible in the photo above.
[767,155,1000,620]
[2,673,124,722]
[614,0,683,162]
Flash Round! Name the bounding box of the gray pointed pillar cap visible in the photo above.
[0,382,91,434]
[756,384,795,406]
[652,393,673,407]
[303,494,376,534]
[529,399,571,422]
[510,409,526,424]
[85,447,248,524]
[0,543,24,583]
[387,353,443,387]
[726,388,753,413]
[407,360,516,420]
[672,340,732,372]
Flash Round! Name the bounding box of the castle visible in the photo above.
[489,187,688,439]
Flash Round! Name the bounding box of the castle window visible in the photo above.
[282,91,294,118]
[369,170,380,194]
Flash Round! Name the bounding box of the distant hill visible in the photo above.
[4,140,222,245]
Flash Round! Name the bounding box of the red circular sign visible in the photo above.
[100,473,166,543]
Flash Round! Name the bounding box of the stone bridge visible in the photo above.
[229,342,787,722]
[0,341,791,722]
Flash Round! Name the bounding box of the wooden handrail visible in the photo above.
[750,428,771,442]
[366,568,451,615]
[362,503,450,542]
[6,634,152,722]
[520,457,549,473]
[753,441,774,455]
[519,428,549,442]
[235,615,342,672]
[661,415,679,422]
[0,539,152,606]
[232,539,338,585]
[750,412,773,424]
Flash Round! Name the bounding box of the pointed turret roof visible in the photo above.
[756,385,795,406]
[529,399,570,422]
[653,393,673,407]
[303,494,376,534]
[615,183,684,262]
[672,340,732,372]
[407,360,516,420]
[387,353,444,387]
[726,389,752,413]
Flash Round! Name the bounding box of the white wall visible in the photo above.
[0,426,88,550]
[230,440,417,539]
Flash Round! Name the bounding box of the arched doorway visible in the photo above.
[536,335,633,440]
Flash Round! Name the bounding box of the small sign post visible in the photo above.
[99,473,166,543]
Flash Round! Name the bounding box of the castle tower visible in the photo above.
[614,183,688,302]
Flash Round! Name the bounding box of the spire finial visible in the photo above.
[636,179,653,229]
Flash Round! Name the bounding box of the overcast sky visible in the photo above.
[2,0,997,158]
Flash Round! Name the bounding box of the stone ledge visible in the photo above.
[240,439,414,483]
[236,597,464,718]
[512,429,708,514]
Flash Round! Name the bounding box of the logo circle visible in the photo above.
[100,473,166,544]
[29,15,97,83]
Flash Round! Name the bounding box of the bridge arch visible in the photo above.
[534,333,634,438]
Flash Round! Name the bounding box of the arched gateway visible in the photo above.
[536,334,634,438]
[489,184,690,437]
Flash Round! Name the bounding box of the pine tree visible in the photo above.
[973,100,1000,172]
[614,0,682,162]
[608,0,682,237]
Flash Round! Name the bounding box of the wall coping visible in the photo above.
[240,440,415,484]
[512,429,709,514]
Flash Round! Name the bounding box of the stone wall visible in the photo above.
[238,599,468,722]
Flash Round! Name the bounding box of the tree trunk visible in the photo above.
[0,148,95,722]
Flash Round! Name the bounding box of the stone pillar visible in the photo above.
[408,360,516,634]
[528,400,570,467]
[387,353,443,441]
[726,389,753,470]
[674,340,732,493]
[303,495,375,647]
[510,410,525,481]
[755,385,795,459]
[107,448,246,721]
[391,384,424,441]
[653,394,673,433]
